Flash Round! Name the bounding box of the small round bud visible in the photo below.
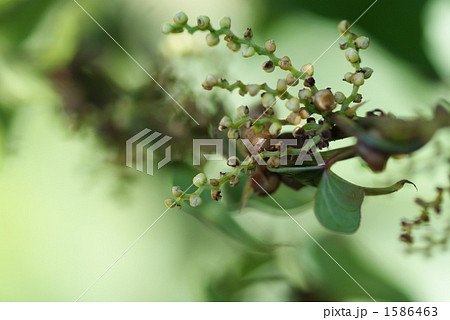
[173,11,188,25]
[313,89,336,112]
[229,175,240,187]
[165,198,177,209]
[227,129,239,139]
[301,63,314,77]
[286,73,299,86]
[334,91,346,104]
[338,20,350,34]
[204,74,218,87]
[218,115,232,131]
[299,107,310,119]
[247,84,260,96]
[345,49,360,64]
[343,72,353,82]
[161,23,174,34]
[197,15,210,30]
[219,17,231,29]
[303,77,315,88]
[269,122,282,136]
[172,186,184,197]
[226,41,241,52]
[224,33,234,42]
[227,156,240,167]
[339,42,348,50]
[211,190,222,201]
[286,112,302,125]
[261,93,276,108]
[243,28,253,40]
[264,39,276,53]
[236,105,249,118]
[361,67,373,79]
[262,60,275,73]
[278,56,292,70]
[206,33,220,46]
[286,98,300,112]
[277,79,287,92]
[267,156,280,168]
[298,88,312,102]
[242,45,255,58]
[210,179,220,186]
[354,36,370,49]
[193,173,207,187]
[189,194,202,207]
[353,94,363,103]
[351,72,365,86]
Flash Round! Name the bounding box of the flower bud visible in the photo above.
[277,79,287,92]
[286,98,300,112]
[313,89,336,112]
[354,36,370,49]
[334,91,346,104]
[243,28,253,40]
[345,49,360,64]
[226,41,241,52]
[264,39,276,53]
[197,15,210,30]
[227,129,239,139]
[262,60,275,73]
[210,179,220,186]
[298,88,312,102]
[286,73,299,86]
[236,105,249,118]
[189,194,202,207]
[343,72,353,82]
[353,93,363,103]
[351,72,365,86]
[261,93,276,108]
[173,11,188,25]
[204,74,218,87]
[286,112,301,125]
[338,20,350,34]
[218,115,232,131]
[278,56,292,70]
[193,173,207,187]
[269,122,282,136]
[164,198,177,208]
[161,23,174,34]
[361,67,373,79]
[247,84,260,96]
[206,33,220,46]
[211,190,222,201]
[301,63,314,77]
[242,45,255,57]
[303,77,315,88]
[219,17,231,29]
[229,175,240,187]
[227,156,240,167]
[299,107,310,119]
[172,186,184,197]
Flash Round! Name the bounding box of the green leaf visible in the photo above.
[314,170,364,233]
[268,166,325,187]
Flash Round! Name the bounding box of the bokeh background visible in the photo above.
[0,0,449,301]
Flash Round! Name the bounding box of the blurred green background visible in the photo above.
[0,0,449,301]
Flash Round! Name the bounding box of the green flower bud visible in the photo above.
[172,186,184,198]
[242,45,255,57]
[197,15,210,30]
[313,89,336,112]
[247,84,260,96]
[345,49,360,64]
[343,72,354,82]
[227,129,239,139]
[298,88,312,102]
[299,107,310,119]
[334,91,346,104]
[204,74,218,87]
[261,93,276,108]
[218,115,232,131]
[206,33,220,46]
[301,63,314,77]
[286,73,299,86]
[227,156,240,167]
[354,36,370,49]
[278,56,292,70]
[351,72,365,86]
[361,67,374,79]
[286,112,301,125]
[173,11,188,25]
[277,79,287,92]
[193,173,207,187]
[189,194,202,207]
[264,39,276,53]
[286,98,300,112]
[219,17,231,29]
[226,41,241,52]
[236,105,249,118]
[161,23,174,34]
[338,20,350,34]
[269,122,282,136]
[262,60,275,73]
[164,198,177,208]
